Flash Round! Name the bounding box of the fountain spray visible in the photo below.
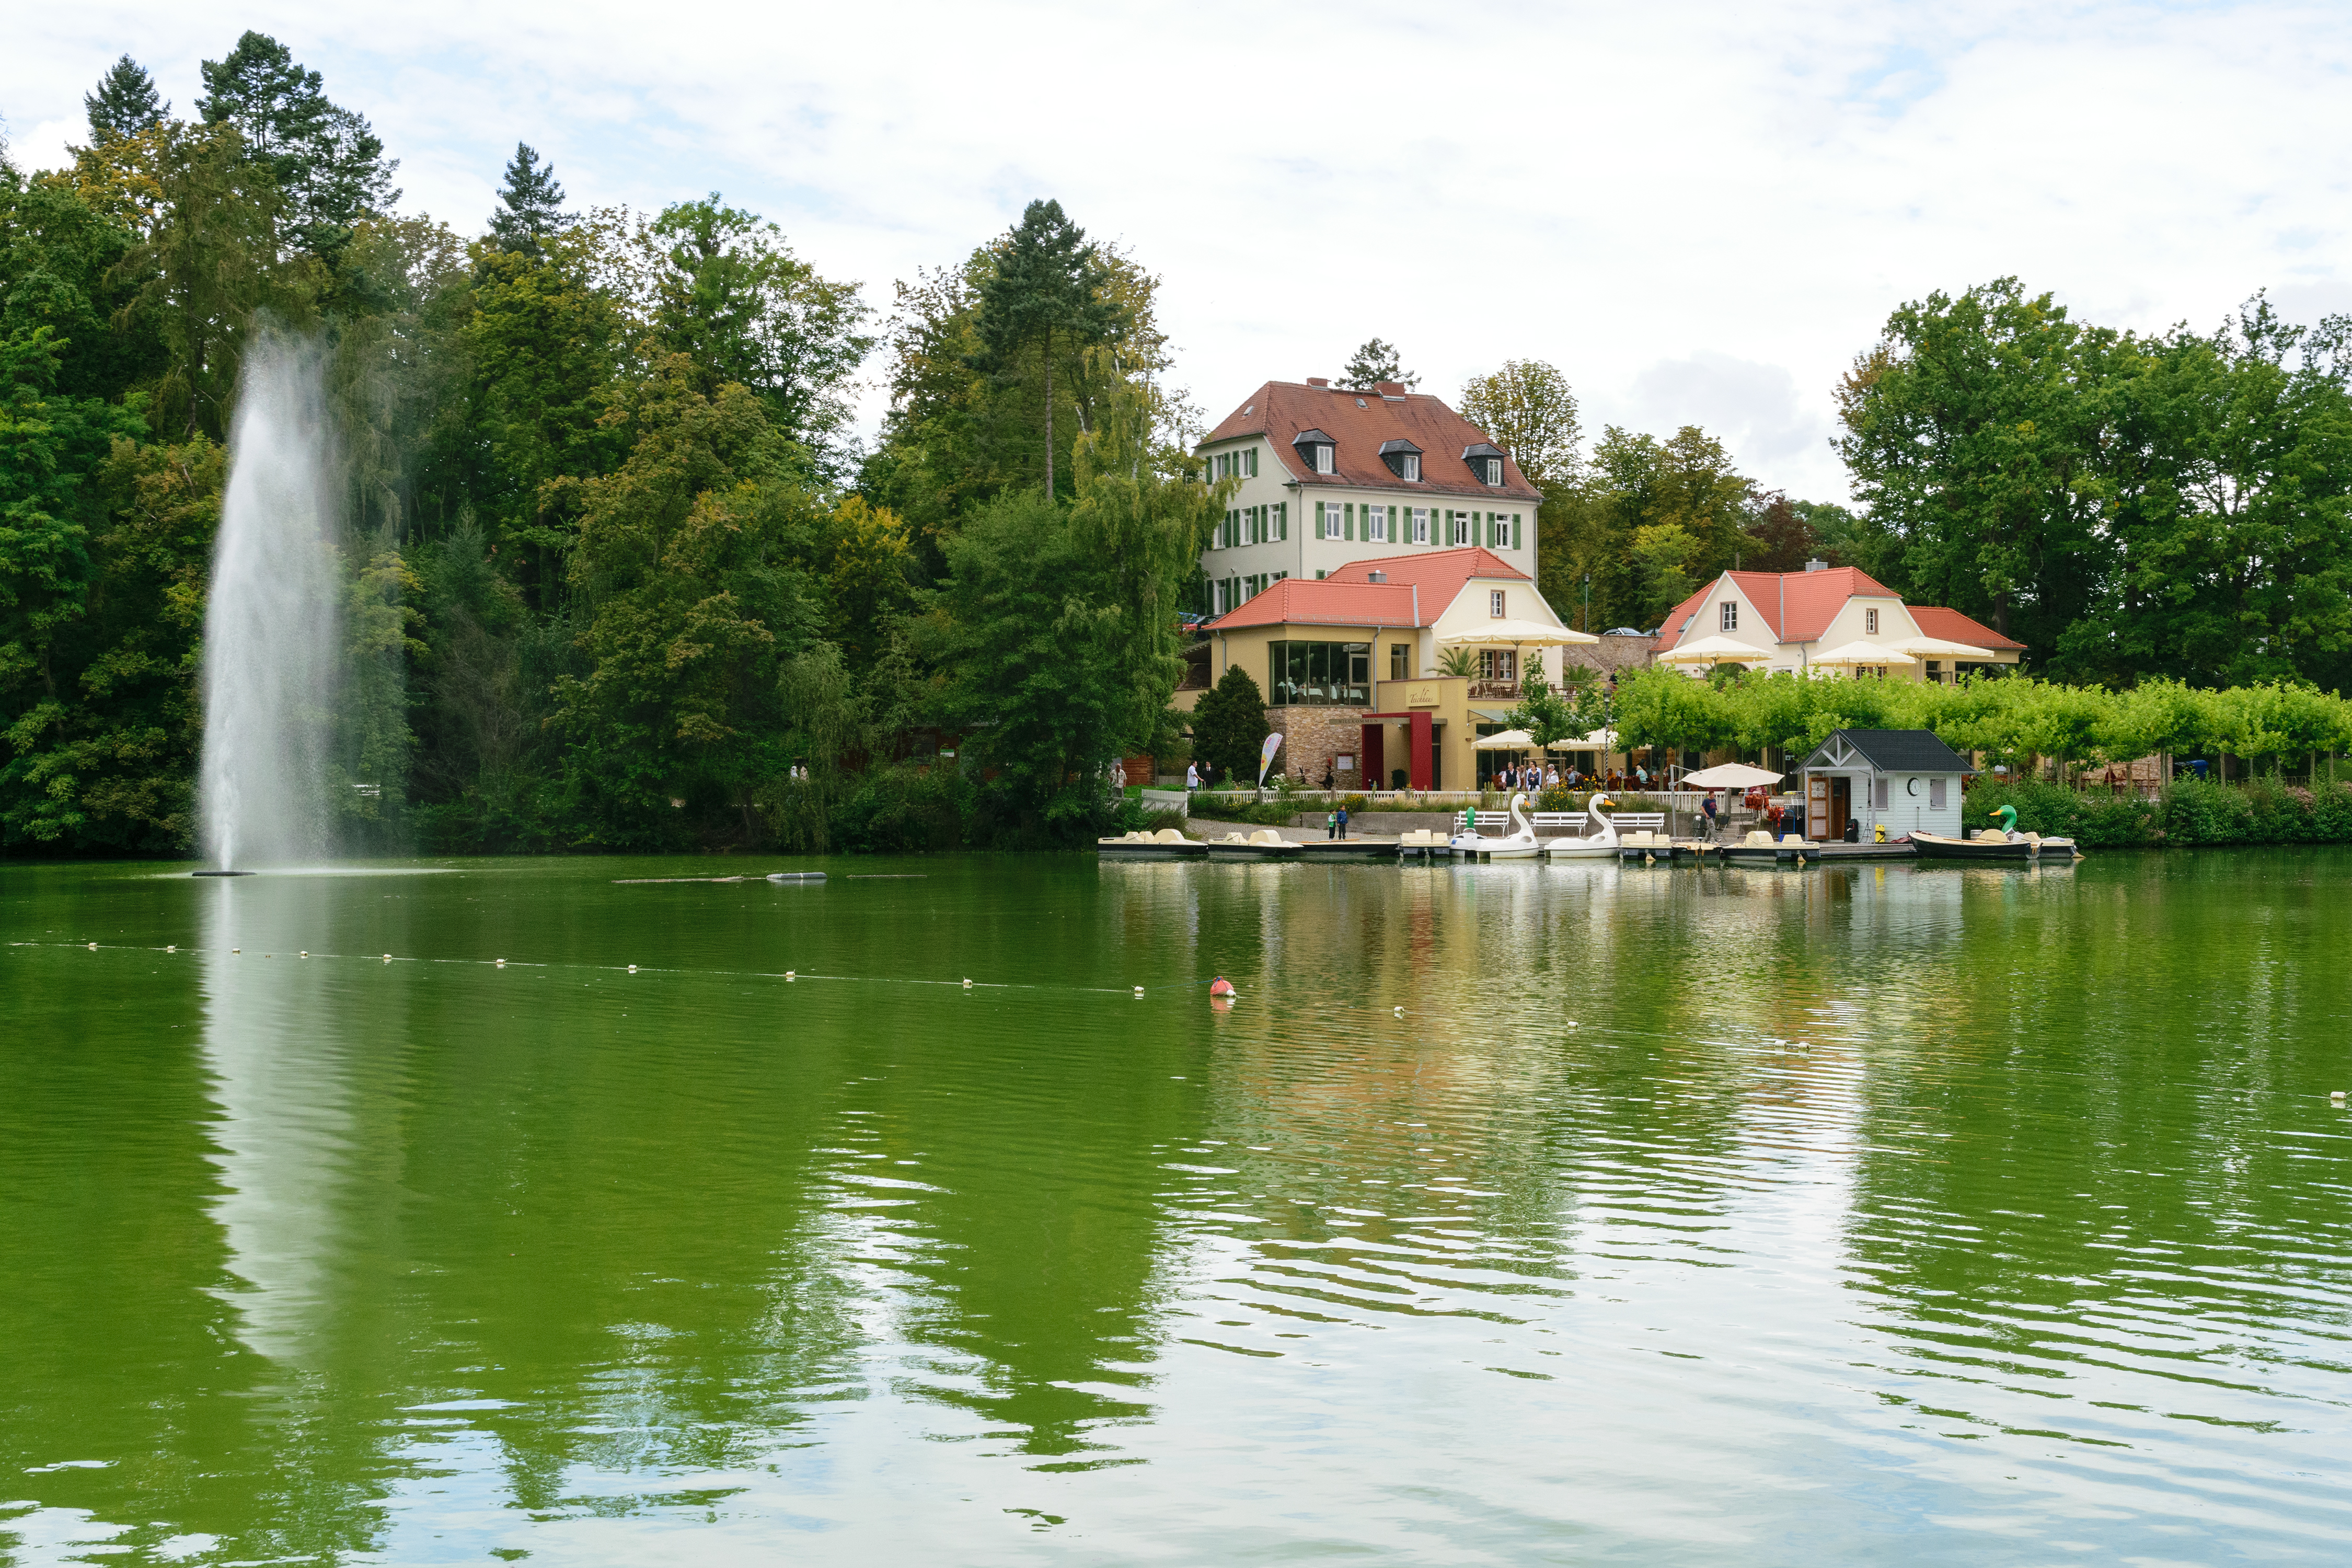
[195,331,342,874]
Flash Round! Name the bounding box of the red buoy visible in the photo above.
[1209,977,1236,997]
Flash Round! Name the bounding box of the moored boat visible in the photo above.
[1205,829,1302,861]
[1910,829,2079,863]
[1451,792,1543,860]
[1097,827,1207,859]
[1541,793,1621,860]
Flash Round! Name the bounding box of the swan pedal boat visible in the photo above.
[1096,827,1206,859]
[1539,792,1622,860]
[1450,792,1543,860]
[1910,828,2080,862]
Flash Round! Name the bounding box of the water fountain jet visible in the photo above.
[194,332,342,874]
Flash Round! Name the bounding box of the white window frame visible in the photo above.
[1316,444,1335,475]
[1367,504,1388,542]
[1412,507,1429,544]
[1490,590,1506,618]
[1865,607,1880,635]
[1246,448,1258,478]
[1721,602,1738,632]
[1403,453,1421,481]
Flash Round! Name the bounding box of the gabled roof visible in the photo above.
[1201,382,1543,502]
[1801,729,1974,774]
[1204,547,1538,632]
[1909,605,2027,652]
[1657,567,1903,650]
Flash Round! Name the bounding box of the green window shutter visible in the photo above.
[1345,502,1355,541]
[1513,513,1523,550]
[1277,502,1287,540]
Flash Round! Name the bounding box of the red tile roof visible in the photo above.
[1204,548,1534,631]
[1205,579,1424,630]
[1910,605,2027,651]
[1657,567,1902,650]
[1200,382,1544,503]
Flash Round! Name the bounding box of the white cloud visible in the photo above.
[5,1,2350,507]
[1618,353,1836,497]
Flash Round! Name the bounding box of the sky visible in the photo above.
[6,1,2351,503]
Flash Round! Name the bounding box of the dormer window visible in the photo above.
[1462,442,1506,486]
[1378,439,1423,481]
[1292,428,1336,475]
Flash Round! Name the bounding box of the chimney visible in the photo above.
[1306,377,1331,387]
[1373,381,1405,397]
[1368,570,1387,583]
[1805,558,1828,572]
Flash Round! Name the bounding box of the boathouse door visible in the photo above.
[1806,774,1851,840]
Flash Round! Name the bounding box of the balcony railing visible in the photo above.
[1468,678,1521,699]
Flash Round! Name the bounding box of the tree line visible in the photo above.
[2,36,1223,854]
[1466,280,2352,696]
[5,38,2348,856]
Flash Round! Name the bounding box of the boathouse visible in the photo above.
[1797,729,1971,841]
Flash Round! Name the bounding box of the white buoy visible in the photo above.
[86,942,96,950]
[627,964,638,973]
[232,948,240,954]
[299,951,308,958]
[1136,987,1146,997]
[1567,1020,1578,1028]
[962,977,973,989]
[382,953,391,961]
[166,945,176,953]
[786,971,797,982]
[494,958,506,967]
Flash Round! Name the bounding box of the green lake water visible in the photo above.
[3,851,2349,1564]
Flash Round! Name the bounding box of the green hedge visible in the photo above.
[1963,776,2352,847]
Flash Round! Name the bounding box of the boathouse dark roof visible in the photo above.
[1800,729,1974,775]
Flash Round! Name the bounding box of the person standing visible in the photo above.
[1336,802,1350,839]
[1186,760,1200,791]
[1702,791,1719,841]
[1327,806,1339,839]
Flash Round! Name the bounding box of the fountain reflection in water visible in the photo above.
[197,332,341,872]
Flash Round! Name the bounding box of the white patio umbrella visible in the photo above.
[1436,618,1600,647]
[1891,635,1993,659]
[1810,641,1917,671]
[1657,634,1769,666]
[1575,727,1618,749]
[1680,762,1787,789]
[1473,729,1536,750]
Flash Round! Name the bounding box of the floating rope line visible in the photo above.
[7,940,1148,996]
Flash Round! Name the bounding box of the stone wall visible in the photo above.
[1572,631,1658,680]
[1267,706,1372,789]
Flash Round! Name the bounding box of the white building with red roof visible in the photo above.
[1656,563,2026,682]
[1180,546,1574,791]
[1193,378,1542,616]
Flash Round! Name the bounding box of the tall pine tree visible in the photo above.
[84,55,168,145]
[969,199,1115,499]
[198,30,398,257]
[487,142,568,253]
